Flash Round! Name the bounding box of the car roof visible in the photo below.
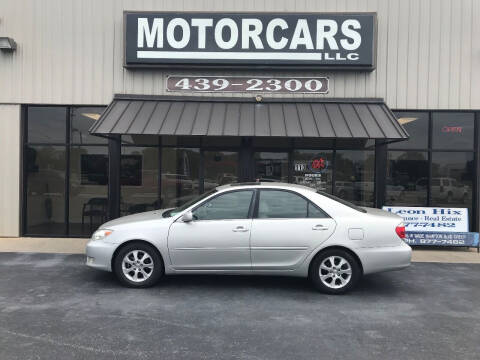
[216,182,317,192]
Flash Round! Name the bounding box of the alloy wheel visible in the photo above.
[121,250,154,283]
[319,256,352,289]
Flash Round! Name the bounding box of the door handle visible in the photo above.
[232,226,249,232]
[312,224,328,231]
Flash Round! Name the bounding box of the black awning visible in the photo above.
[90,95,408,140]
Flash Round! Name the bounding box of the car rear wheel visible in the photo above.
[113,242,163,288]
[309,249,361,294]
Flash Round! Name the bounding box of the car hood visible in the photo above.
[100,208,174,228]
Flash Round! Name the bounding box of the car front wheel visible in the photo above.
[113,242,163,288]
[309,249,361,294]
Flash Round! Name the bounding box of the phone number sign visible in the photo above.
[404,232,479,247]
[166,76,329,93]
[382,206,469,232]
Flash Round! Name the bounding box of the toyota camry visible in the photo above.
[86,182,411,294]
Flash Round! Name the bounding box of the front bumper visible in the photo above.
[356,241,412,275]
[85,240,117,272]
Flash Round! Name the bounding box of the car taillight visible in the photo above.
[395,223,406,239]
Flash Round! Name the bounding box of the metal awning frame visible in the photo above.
[90,94,409,143]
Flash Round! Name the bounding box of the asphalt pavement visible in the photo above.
[0,252,479,360]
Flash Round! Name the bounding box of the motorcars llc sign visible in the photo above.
[124,12,377,69]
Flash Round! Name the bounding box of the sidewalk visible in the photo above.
[0,237,88,254]
[0,237,479,263]
[411,247,479,264]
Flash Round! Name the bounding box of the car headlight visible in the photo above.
[91,229,113,241]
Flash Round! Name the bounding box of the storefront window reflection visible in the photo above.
[335,150,375,206]
[385,151,428,206]
[203,151,239,191]
[27,107,67,143]
[432,113,474,150]
[292,150,333,193]
[390,112,429,150]
[161,148,200,208]
[431,152,474,213]
[69,146,108,235]
[71,107,107,144]
[25,145,66,235]
[121,147,159,215]
[254,152,288,182]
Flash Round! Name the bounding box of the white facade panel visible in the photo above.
[0,0,478,109]
[0,105,20,237]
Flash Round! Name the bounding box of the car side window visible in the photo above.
[193,190,254,221]
[308,202,329,218]
[257,190,328,219]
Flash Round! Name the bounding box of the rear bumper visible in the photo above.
[356,241,412,275]
[85,240,116,272]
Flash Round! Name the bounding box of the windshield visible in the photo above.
[162,189,217,218]
[317,191,367,213]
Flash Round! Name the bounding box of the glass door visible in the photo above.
[203,151,240,190]
[253,152,289,182]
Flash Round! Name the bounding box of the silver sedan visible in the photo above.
[86,182,411,294]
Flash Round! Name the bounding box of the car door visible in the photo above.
[167,189,255,270]
[250,189,336,270]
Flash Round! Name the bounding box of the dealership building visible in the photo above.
[0,0,479,238]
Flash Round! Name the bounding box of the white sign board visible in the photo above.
[382,206,469,233]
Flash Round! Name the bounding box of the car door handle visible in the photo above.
[232,226,249,232]
[312,224,328,231]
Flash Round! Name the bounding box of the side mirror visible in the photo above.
[181,211,193,223]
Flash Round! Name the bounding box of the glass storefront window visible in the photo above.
[254,152,289,182]
[25,145,66,235]
[431,152,474,214]
[121,147,160,215]
[21,105,480,236]
[203,151,239,191]
[385,151,428,206]
[390,112,429,149]
[69,146,108,236]
[71,107,107,144]
[292,150,333,193]
[27,107,67,143]
[432,113,474,150]
[161,148,200,208]
[335,150,375,206]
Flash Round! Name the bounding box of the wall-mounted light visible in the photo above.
[397,117,417,125]
[0,37,16,51]
[82,113,101,121]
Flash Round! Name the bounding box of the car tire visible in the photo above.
[309,249,361,295]
[113,242,164,288]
